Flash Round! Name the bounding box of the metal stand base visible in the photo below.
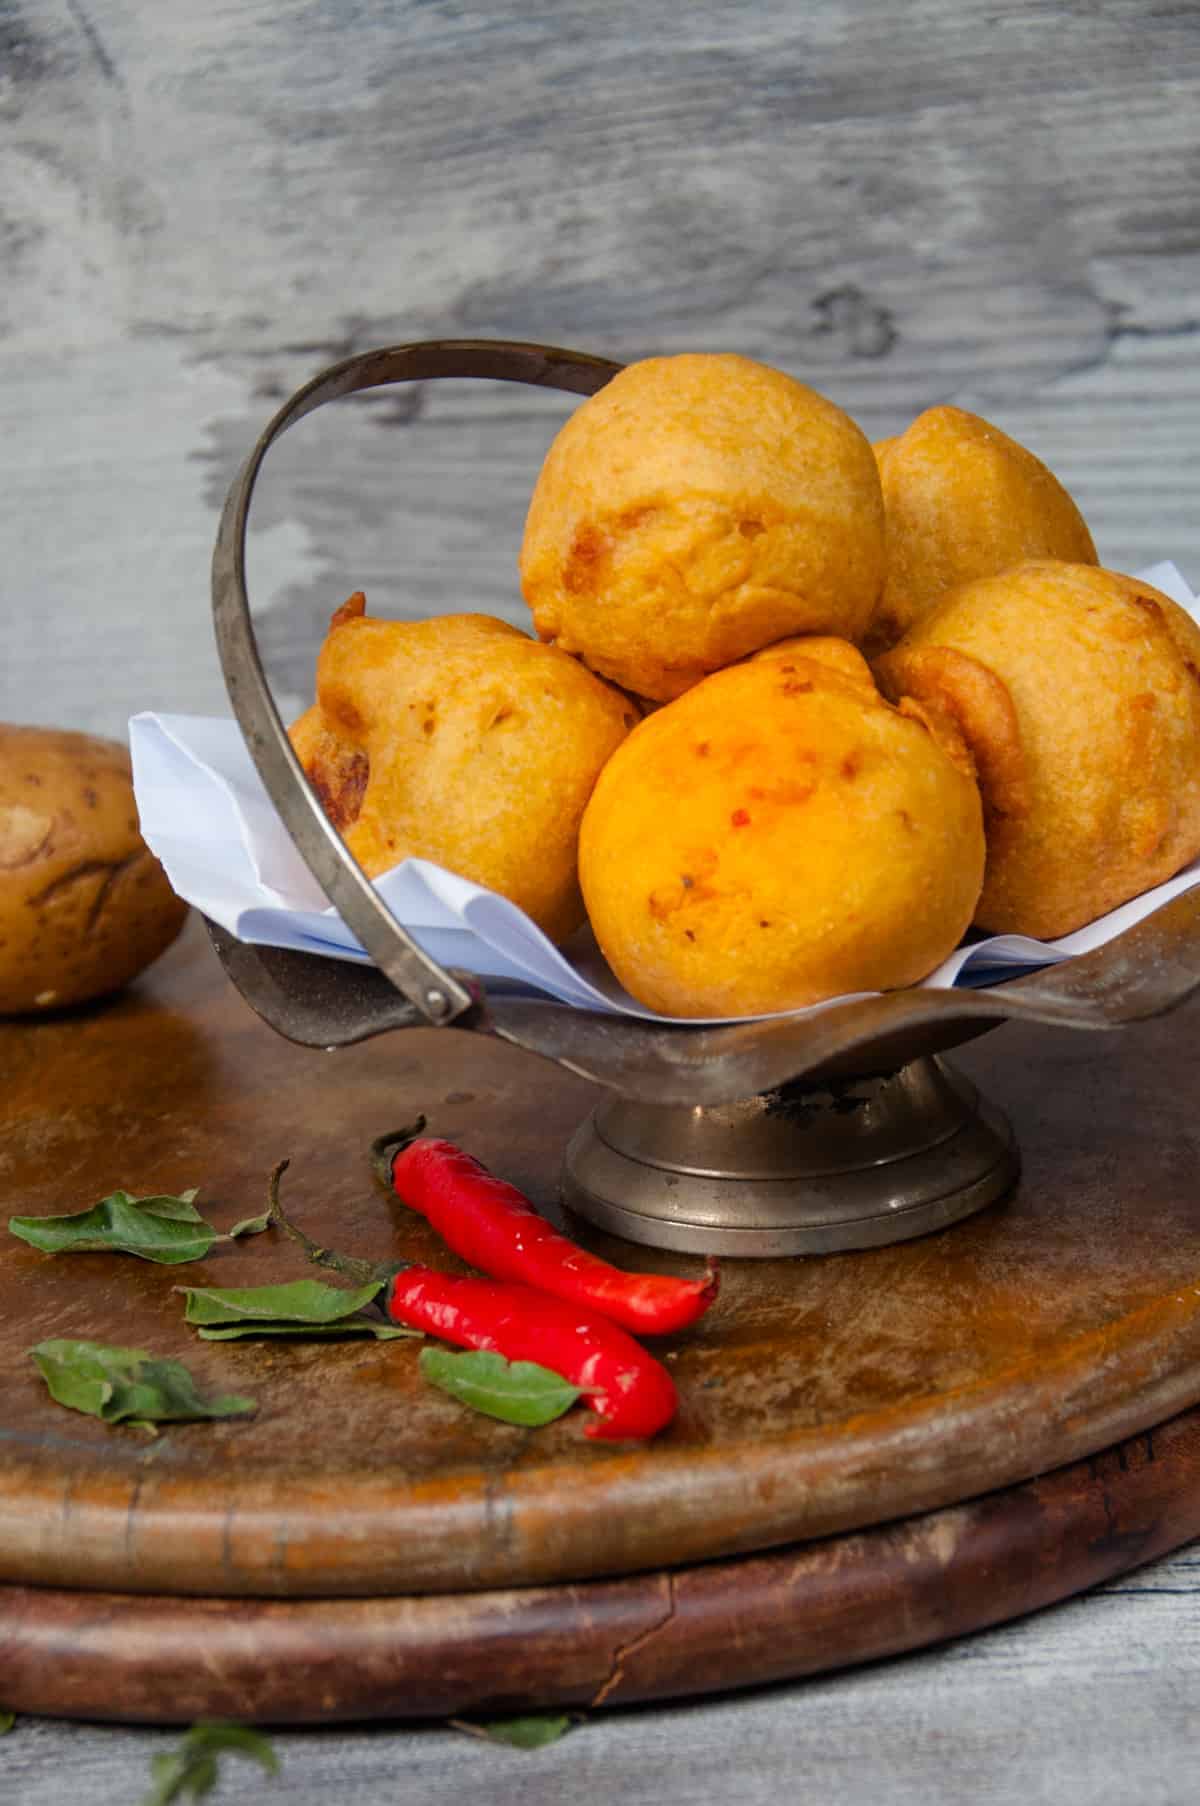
[562,1057,1019,1257]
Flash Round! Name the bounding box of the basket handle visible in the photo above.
[211,338,621,1024]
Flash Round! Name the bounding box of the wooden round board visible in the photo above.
[2,922,1200,1610]
[1,1400,1196,1724]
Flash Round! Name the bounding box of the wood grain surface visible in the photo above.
[6,1554,1200,1806]
[2,1398,1199,1725]
[4,926,1200,1605]
[4,1,1200,739]
[4,0,1200,1797]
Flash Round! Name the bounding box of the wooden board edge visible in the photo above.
[1,1402,1196,1724]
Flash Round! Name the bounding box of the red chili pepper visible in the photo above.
[267,1160,677,1440]
[373,1122,718,1336]
[385,1268,677,1440]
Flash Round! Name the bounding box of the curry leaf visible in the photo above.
[198,1318,414,1341]
[420,1347,581,1427]
[452,1713,574,1749]
[30,1340,257,1432]
[9,1187,273,1265]
[139,1723,278,1806]
[10,1189,215,1264]
[176,1278,385,1326]
[225,1210,272,1241]
[176,1278,418,1342]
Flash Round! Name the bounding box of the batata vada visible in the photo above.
[578,647,984,1017]
[520,353,886,701]
[869,407,1097,653]
[289,595,637,944]
[874,563,1200,939]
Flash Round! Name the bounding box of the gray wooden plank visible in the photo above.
[6,322,1200,739]
[6,0,1200,737]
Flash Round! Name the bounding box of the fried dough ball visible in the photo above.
[868,407,1097,653]
[289,595,638,944]
[578,648,984,1017]
[520,353,886,701]
[752,634,877,689]
[874,563,1200,939]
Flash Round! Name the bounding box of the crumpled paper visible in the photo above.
[129,561,1200,1027]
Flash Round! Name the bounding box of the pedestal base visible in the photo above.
[562,1057,1019,1256]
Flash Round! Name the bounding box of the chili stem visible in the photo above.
[368,1120,428,1194]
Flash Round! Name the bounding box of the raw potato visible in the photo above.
[520,353,886,701]
[868,406,1097,653]
[578,648,985,1017]
[0,725,187,1014]
[874,563,1200,939]
[289,595,638,945]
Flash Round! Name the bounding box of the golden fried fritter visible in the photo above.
[289,595,637,944]
[869,407,1097,652]
[578,646,984,1017]
[875,563,1200,938]
[520,353,886,701]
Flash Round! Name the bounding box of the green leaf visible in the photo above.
[139,1724,278,1806]
[420,1347,581,1427]
[0,1708,14,1735]
[30,1341,257,1431]
[10,1189,216,1264]
[454,1713,574,1749]
[225,1210,272,1241]
[177,1277,385,1327]
[176,1279,418,1342]
[198,1317,415,1341]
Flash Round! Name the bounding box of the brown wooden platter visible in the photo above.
[1,1404,1194,1724]
[1,923,1199,1627]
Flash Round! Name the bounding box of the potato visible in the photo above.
[520,353,886,701]
[578,647,984,1017]
[288,595,639,944]
[0,724,188,1014]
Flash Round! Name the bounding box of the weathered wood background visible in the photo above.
[4,0,1200,1799]
[5,0,1200,732]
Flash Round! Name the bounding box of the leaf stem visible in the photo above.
[266,1160,402,1289]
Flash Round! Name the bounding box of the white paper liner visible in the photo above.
[129,561,1200,1027]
